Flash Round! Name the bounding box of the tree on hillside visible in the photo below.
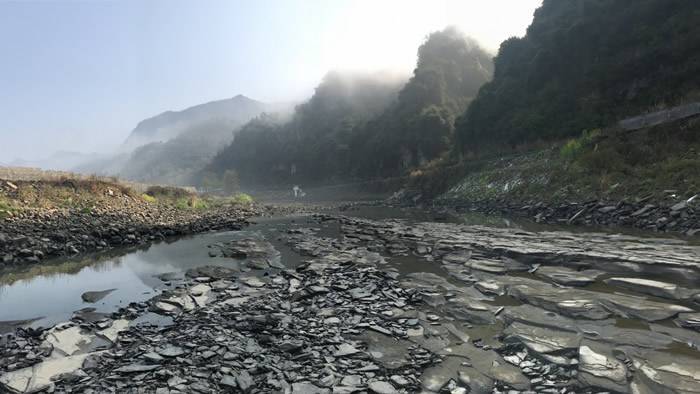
[456,0,700,155]
[356,27,493,177]
[205,27,493,185]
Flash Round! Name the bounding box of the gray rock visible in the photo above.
[535,266,603,286]
[236,370,254,393]
[220,375,237,389]
[577,340,629,393]
[368,381,398,394]
[631,350,700,393]
[604,277,688,300]
[157,345,186,358]
[504,321,581,357]
[81,289,117,303]
[114,364,160,373]
[291,382,330,393]
[334,343,360,357]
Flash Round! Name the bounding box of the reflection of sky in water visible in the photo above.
[0,230,255,327]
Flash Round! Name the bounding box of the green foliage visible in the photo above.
[445,117,700,203]
[231,193,254,204]
[0,197,16,218]
[457,0,700,154]
[560,129,601,161]
[356,28,493,178]
[559,139,583,162]
[141,193,157,203]
[174,196,209,210]
[0,197,12,211]
[174,198,190,210]
[206,27,493,185]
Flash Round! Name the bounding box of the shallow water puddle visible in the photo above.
[0,229,256,329]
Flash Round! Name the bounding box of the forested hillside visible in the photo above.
[78,96,272,185]
[123,95,267,149]
[456,0,700,154]
[207,27,492,186]
[118,120,244,185]
[206,71,405,185]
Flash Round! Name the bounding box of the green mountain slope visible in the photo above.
[207,27,493,187]
[456,0,700,154]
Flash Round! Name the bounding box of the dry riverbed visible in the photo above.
[1,211,699,393]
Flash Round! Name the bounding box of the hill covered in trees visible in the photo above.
[207,27,493,187]
[456,0,700,154]
[78,95,276,185]
[206,71,405,185]
[123,95,268,150]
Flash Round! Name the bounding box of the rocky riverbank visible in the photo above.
[0,179,268,268]
[382,189,700,236]
[440,197,700,236]
[1,212,699,393]
[0,232,441,393]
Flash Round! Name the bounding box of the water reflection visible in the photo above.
[0,230,253,328]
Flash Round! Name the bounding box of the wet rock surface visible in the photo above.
[1,211,699,393]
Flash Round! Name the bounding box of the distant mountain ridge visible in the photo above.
[123,94,268,150]
[71,94,285,185]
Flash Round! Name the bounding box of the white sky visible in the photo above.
[322,0,541,73]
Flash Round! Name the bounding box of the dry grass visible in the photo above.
[0,166,160,194]
[0,166,202,212]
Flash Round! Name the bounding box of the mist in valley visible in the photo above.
[2,2,700,393]
[0,0,539,192]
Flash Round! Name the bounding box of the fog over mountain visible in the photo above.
[73,94,290,185]
[3,3,700,393]
[0,0,541,167]
[122,95,269,151]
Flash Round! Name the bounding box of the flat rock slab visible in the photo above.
[578,340,630,393]
[631,350,700,393]
[604,277,693,300]
[535,266,603,286]
[114,364,160,373]
[367,381,399,394]
[507,280,692,322]
[0,353,94,393]
[435,342,530,391]
[96,319,129,343]
[355,331,413,369]
[43,325,95,358]
[185,265,237,279]
[81,288,116,303]
[504,321,581,355]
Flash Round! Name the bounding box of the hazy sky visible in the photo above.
[0,0,541,162]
